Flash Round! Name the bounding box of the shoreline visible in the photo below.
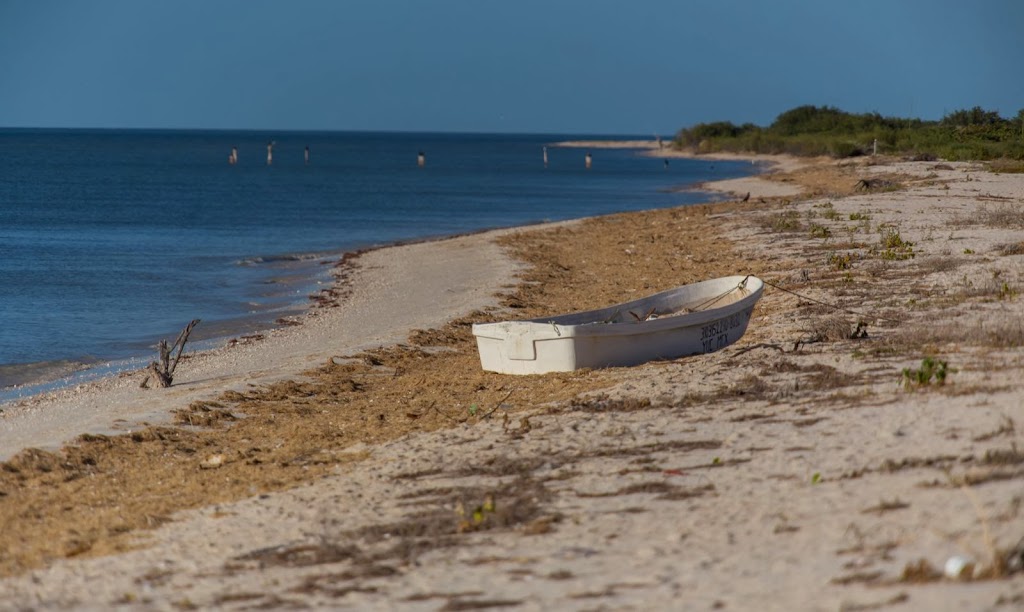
[0,216,584,402]
[0,257,335,401]
[0,225,537,461]
[551,137,810,171]
[0,222,566,403]
[553,138,813,200]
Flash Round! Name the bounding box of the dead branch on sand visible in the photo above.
[140,319,201,389]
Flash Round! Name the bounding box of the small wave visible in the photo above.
[0,356,152,405]
[0,359,95,391]
[236,252,333,266]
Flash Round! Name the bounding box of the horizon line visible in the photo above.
[0,125,674,139]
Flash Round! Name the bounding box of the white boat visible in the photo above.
[472,275,763,374]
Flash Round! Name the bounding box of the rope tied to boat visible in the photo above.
[688,275,753,313]
[760,277,903,325]
[690,274,902,326]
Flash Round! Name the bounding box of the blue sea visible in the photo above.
[0,129,755,398]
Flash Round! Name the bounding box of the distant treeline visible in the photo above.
[674,105,1024,160]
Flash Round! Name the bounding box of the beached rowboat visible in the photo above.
[472,275,763,374]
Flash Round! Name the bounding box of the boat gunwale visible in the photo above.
[472,275,763,340]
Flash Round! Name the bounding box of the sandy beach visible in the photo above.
[2,151,1023,610]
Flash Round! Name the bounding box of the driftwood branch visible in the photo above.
[854,178,897,191]
[141,319,201,389]
[729,342,787,358]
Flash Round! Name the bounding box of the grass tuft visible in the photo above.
[901,356,952,390]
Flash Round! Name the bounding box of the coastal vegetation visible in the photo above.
[675,104,1024,160]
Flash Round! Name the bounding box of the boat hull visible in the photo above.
[472,275,763,374]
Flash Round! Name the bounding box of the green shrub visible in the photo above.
[902,356,952,390]
[673,104,1024,160]
[827,252,853,270]
[809,224,832,238]
[988,159,1024,174]
[876,226,914,260]
[767,210,802,232]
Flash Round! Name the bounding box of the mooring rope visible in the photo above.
[690,278,750,312]
[760,277,903,325]
[566,274,900,328]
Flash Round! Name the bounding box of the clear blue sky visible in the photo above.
[1,0,1021,134]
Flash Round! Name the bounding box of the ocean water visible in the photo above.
[0,129,755,395]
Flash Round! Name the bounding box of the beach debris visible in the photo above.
[900,558,943,582]
[226,333,264,347]
[199,453,225,470]
[140,319,201,389]
[944,555,975,579]
[1005,537,1024,575]
[854,178,897,191]
[628,307,659,322]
